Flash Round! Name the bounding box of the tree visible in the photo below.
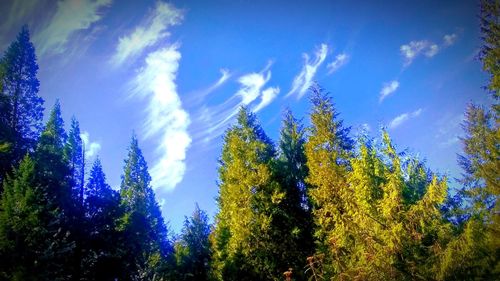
[174,204,211,281]
[273,109,314,280]
[0,101,76,280]
[0,26,44,183]
[118,135,172,280]
[303,84,353,278]
[64,117,85,208]
[82,158,122,280]
[479,0,500,96]
[211,107,284,281]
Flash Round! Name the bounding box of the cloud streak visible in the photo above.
[400,33,458,66]
[379,80,400,102]
[35,0,112,56]
[327,53,349,74]
[131,44,191,191]
[287,44,328,99]
[388,108,422,129]
[111,1,183,66]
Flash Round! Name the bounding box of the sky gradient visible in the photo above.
[0,0,491,232]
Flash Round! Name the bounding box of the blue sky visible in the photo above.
[0,0,491,232]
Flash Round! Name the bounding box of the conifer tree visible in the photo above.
[211,107,284,281]
[303,84,353,278]
[64,117,85,208]
[0,101,76,280]
[273,109,314,280]
[0,26,44,182]
[174,204,211,281]
[118,135,171,280]
[82,158,122,280]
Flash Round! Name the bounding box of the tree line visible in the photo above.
[0,1,498,280]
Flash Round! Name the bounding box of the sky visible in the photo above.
[0,0,492,232]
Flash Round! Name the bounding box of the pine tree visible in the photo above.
[211,107,284,281]
[118,135,171,280]
[0,155,42,280]
[273,109,314,280]
[174,204,211,281]
[82,158,122,280]
[64,117,85,208]
[0,26,44,183]
[0,101,76,280]
[303,84,353,278]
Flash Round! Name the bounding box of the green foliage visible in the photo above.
[118,135,172,280]
[0,26,43,184]
[479,0,500,95]
[174,204,211,281]
[81,158,123,280]
[211,107,285,281]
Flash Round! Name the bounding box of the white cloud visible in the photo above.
[193,65,278,144]
[400,40,431,65]
[253,86,280,112]
[287,43,328,99]
[80,131,101,159]
[443,33,457,46]
[400,33,458,66]
[379,80,400,102]
[34,0,112,56]
[388,108,422,129]
[425,44,439,57]
[131,44,191,191]
[111,1,183,66]
[327,53,349,74]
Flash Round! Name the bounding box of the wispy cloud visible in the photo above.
[400,33,459,66]
[379,80,400,102]
[253,86,280,112]
[443,33,457,47]
[388,108,422,129]
[34,0,112,56]
[0,0,39,34]
[287,43,328,99]
[110,1,183,66]
[189,69,231,104]
[193,64,278,144]
[131,44,191,191]
[327,53,349,74]
[80,131,101,159]
[400,40,432,65]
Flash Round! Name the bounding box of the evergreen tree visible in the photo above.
[211,107,284,281]
[303,84,353,278]
[64,117,85,208]
[174,204,211,281]
[0,101,76,280]
[118,135,171,280]
[273,109,314,280]
[0,26,44,183]
[82,158,122,280]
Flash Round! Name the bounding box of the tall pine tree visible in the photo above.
[0,26,44,183]
[82,158,122,280]
[211,107,284,281]
[118,135,172,280]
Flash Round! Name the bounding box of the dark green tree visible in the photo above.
[0,101,75,280]
[273,109,314,280]
[64,117,85,208]
[118,135,172,280]
[174,204,211,281]
[0,26,44,183]
[82,158,122,280]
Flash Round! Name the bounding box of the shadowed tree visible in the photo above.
[118,135,172,280]
[0,26,44,184]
